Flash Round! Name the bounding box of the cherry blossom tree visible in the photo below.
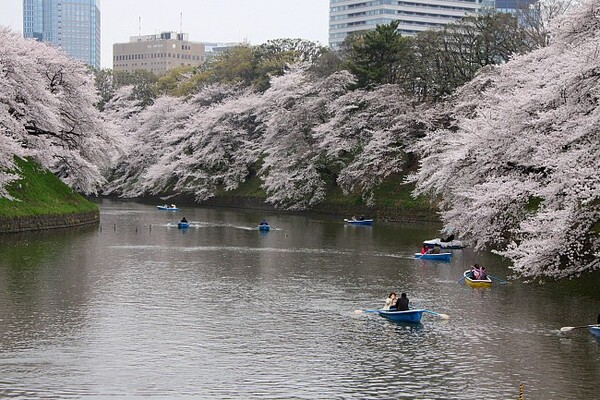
[410,0,600,280]
[315,84,430,204]
[0,27,114,196]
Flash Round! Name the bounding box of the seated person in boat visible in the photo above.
[180,217,188,223]
[171,204,176,208]
[384,292,397,310]
[430,245,441,254]
[420,245,430,255]
[478,266,487,280]
[396,293,410,311]
[359,215,365,221]
[470,264,482,279]
[259,219,269,226]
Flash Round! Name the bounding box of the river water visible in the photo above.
[0,199,599,399]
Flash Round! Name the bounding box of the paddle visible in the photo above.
[487,274,508,285]
[422,309,450,320]
[354,309,379,314]
[457,275,466,284]
[560,324,598,332]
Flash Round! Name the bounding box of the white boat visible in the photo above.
[423,238,464,249]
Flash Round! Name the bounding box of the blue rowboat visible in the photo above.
[158,205,179,211]
[590,325,600,338]
[258,224,271,231]
[344,218,374,225]
[177,222,189,229]
[377,309,424,323]
[414,252,452,261]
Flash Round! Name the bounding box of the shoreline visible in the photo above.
[0,210,100,234]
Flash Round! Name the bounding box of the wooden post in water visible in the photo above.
[518,383,524,400]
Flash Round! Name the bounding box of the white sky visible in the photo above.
[0,0,330,68]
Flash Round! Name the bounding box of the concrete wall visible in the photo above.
[0,211,99,234]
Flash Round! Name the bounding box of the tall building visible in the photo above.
[329,0,533,48]
[113,32,205,75]
[23,0,101,69]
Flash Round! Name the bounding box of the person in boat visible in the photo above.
[351,215,357,221]
[384,292,397,310]
[180,217,188,223]
[359,215,365,221]
[259,219,269,226]
[171,204,176,208]
[396,293,410,311]
[420,245,430,255]
[430,245,441,254]
[470,264,482,279]
[479,266,487,280]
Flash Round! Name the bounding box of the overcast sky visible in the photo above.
[0,0,330,68]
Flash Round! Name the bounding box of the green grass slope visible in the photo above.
[0,157,98,218]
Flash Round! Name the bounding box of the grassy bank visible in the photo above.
[0,157,98,218]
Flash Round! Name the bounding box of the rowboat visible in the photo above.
[463,270,492,288]
[423,238,464,249]
[344,218,374,225]
[590,325,600,338]
[414,252,452,261]
[157,205,178,211]
[177,222,189,229]
[258,224,271,231]
[377,309,424,323]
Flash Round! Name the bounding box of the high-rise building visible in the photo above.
[112,32,205,75]
[23,0,101,69]
[329,0,534,48]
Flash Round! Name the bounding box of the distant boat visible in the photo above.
[423,238,464,249]
[414,252,452,261]
[463,270,492,288]
[377,309,424,323]
[590,325,600,338]
[344,218,374,225]
[177,221,189,229]
[258,220,271,231]
[157,205,179,211]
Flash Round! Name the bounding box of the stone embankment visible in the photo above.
[0,210,99,234]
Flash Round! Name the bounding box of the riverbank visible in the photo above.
[0,157,99,233]
[138,173,439,223]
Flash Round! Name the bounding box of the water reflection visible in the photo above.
[0,199,599,398]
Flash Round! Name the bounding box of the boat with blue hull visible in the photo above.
[178,222,189,229]
[344,218,374,226]
[258,220,271,231]
[377,309,424,323]
[414,252,452,261]
[590,326,600,338]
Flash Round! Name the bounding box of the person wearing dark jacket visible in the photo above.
[396,293,409,311]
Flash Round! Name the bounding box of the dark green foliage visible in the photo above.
[344,21,415,89]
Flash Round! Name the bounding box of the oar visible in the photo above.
[560,324,598,332]
[354,309,379,314]
[457,275,466,284]
[487,274,508,285]
[422,309,450,320]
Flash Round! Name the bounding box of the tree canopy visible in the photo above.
[410,0,599,280]
[0,28,115,196]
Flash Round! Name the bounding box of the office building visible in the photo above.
[23,0,101,69]
[113,32,205,74]
[329,0,535,48]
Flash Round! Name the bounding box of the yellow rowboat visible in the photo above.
[463,270,492,288]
